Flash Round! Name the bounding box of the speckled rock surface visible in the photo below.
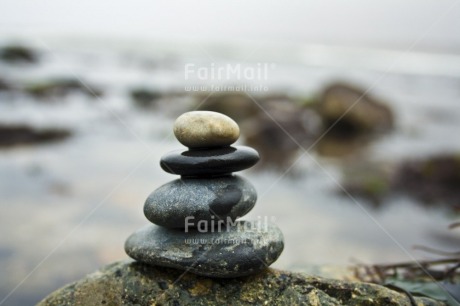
[160,146,259,177]
[173,111,240,149]
[144,175,256,228]
[124,221,284,278]
[38,261,445,306]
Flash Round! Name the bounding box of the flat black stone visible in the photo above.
[160,146,259,177]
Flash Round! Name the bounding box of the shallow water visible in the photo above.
[0,39,460,305]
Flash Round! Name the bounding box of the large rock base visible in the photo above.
[38,261,443,306]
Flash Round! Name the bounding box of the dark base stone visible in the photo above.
[124,221,284,278]
[160,146,259,177]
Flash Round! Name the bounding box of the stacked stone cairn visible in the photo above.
[125,111,284,277]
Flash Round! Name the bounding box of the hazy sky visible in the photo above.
[1,0,459,52]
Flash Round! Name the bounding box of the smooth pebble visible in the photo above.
[173,111,240,149]
[144,175,256,228]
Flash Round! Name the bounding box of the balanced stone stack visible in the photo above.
[125,111,284,277]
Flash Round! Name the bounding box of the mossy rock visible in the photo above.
[317,82,394,136]
[24,79,102,99]
[38,261,444,305]
[394,154,460,205]
[130,88,163,108]
[0,125,71,147]
[0,78,13,91]
[0,45,37,63]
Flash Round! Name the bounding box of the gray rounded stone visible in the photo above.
[124,221,284,278]
[144,175,256,228]
[173,111,240,148]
